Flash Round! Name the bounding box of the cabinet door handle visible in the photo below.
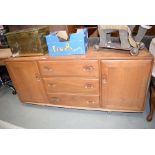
[49,97,60,103]
[102,74,107,84]
[84,83,94,89]
[35,73,41,81]
[44,66,53,71]
[83,65,94,72]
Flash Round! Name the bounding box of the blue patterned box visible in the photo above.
[46,28,88,56]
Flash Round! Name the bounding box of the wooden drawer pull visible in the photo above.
[49,97,60,103]
[83,65,94,72]
[84,83,94,89]
[87,100,96,104]
[48,83,56,87]
[44,66,53,71]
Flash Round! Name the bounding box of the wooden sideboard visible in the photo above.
[5,48,154,112]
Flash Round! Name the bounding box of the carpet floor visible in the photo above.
[0,87,155,129]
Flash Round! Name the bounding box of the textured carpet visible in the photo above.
[0,87,155,129]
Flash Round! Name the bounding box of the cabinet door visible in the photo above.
[101,60,152,111]
[6,61,48,103]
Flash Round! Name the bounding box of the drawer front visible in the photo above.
[38,60,99,77]
[47,93,100,108]
[43,77,99,95]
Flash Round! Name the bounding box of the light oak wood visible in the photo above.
[5,48,153,112]
[47,93,100,108]
[6,61,48,103]
[22,101,146,112]
[101,60,152,111]
[43,77,99,95]
[38,60,99,77]
[6,48,152,61]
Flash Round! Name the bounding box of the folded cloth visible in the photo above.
[0,48,12,59]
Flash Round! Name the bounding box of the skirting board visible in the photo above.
[0,120,24,129]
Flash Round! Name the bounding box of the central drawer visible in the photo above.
[47,93,100,108]
[38,60,99,77]
[43,77,99,95]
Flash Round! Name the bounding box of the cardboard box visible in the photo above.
[46,28,88,56]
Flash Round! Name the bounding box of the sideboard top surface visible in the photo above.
[5,47,153,62]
